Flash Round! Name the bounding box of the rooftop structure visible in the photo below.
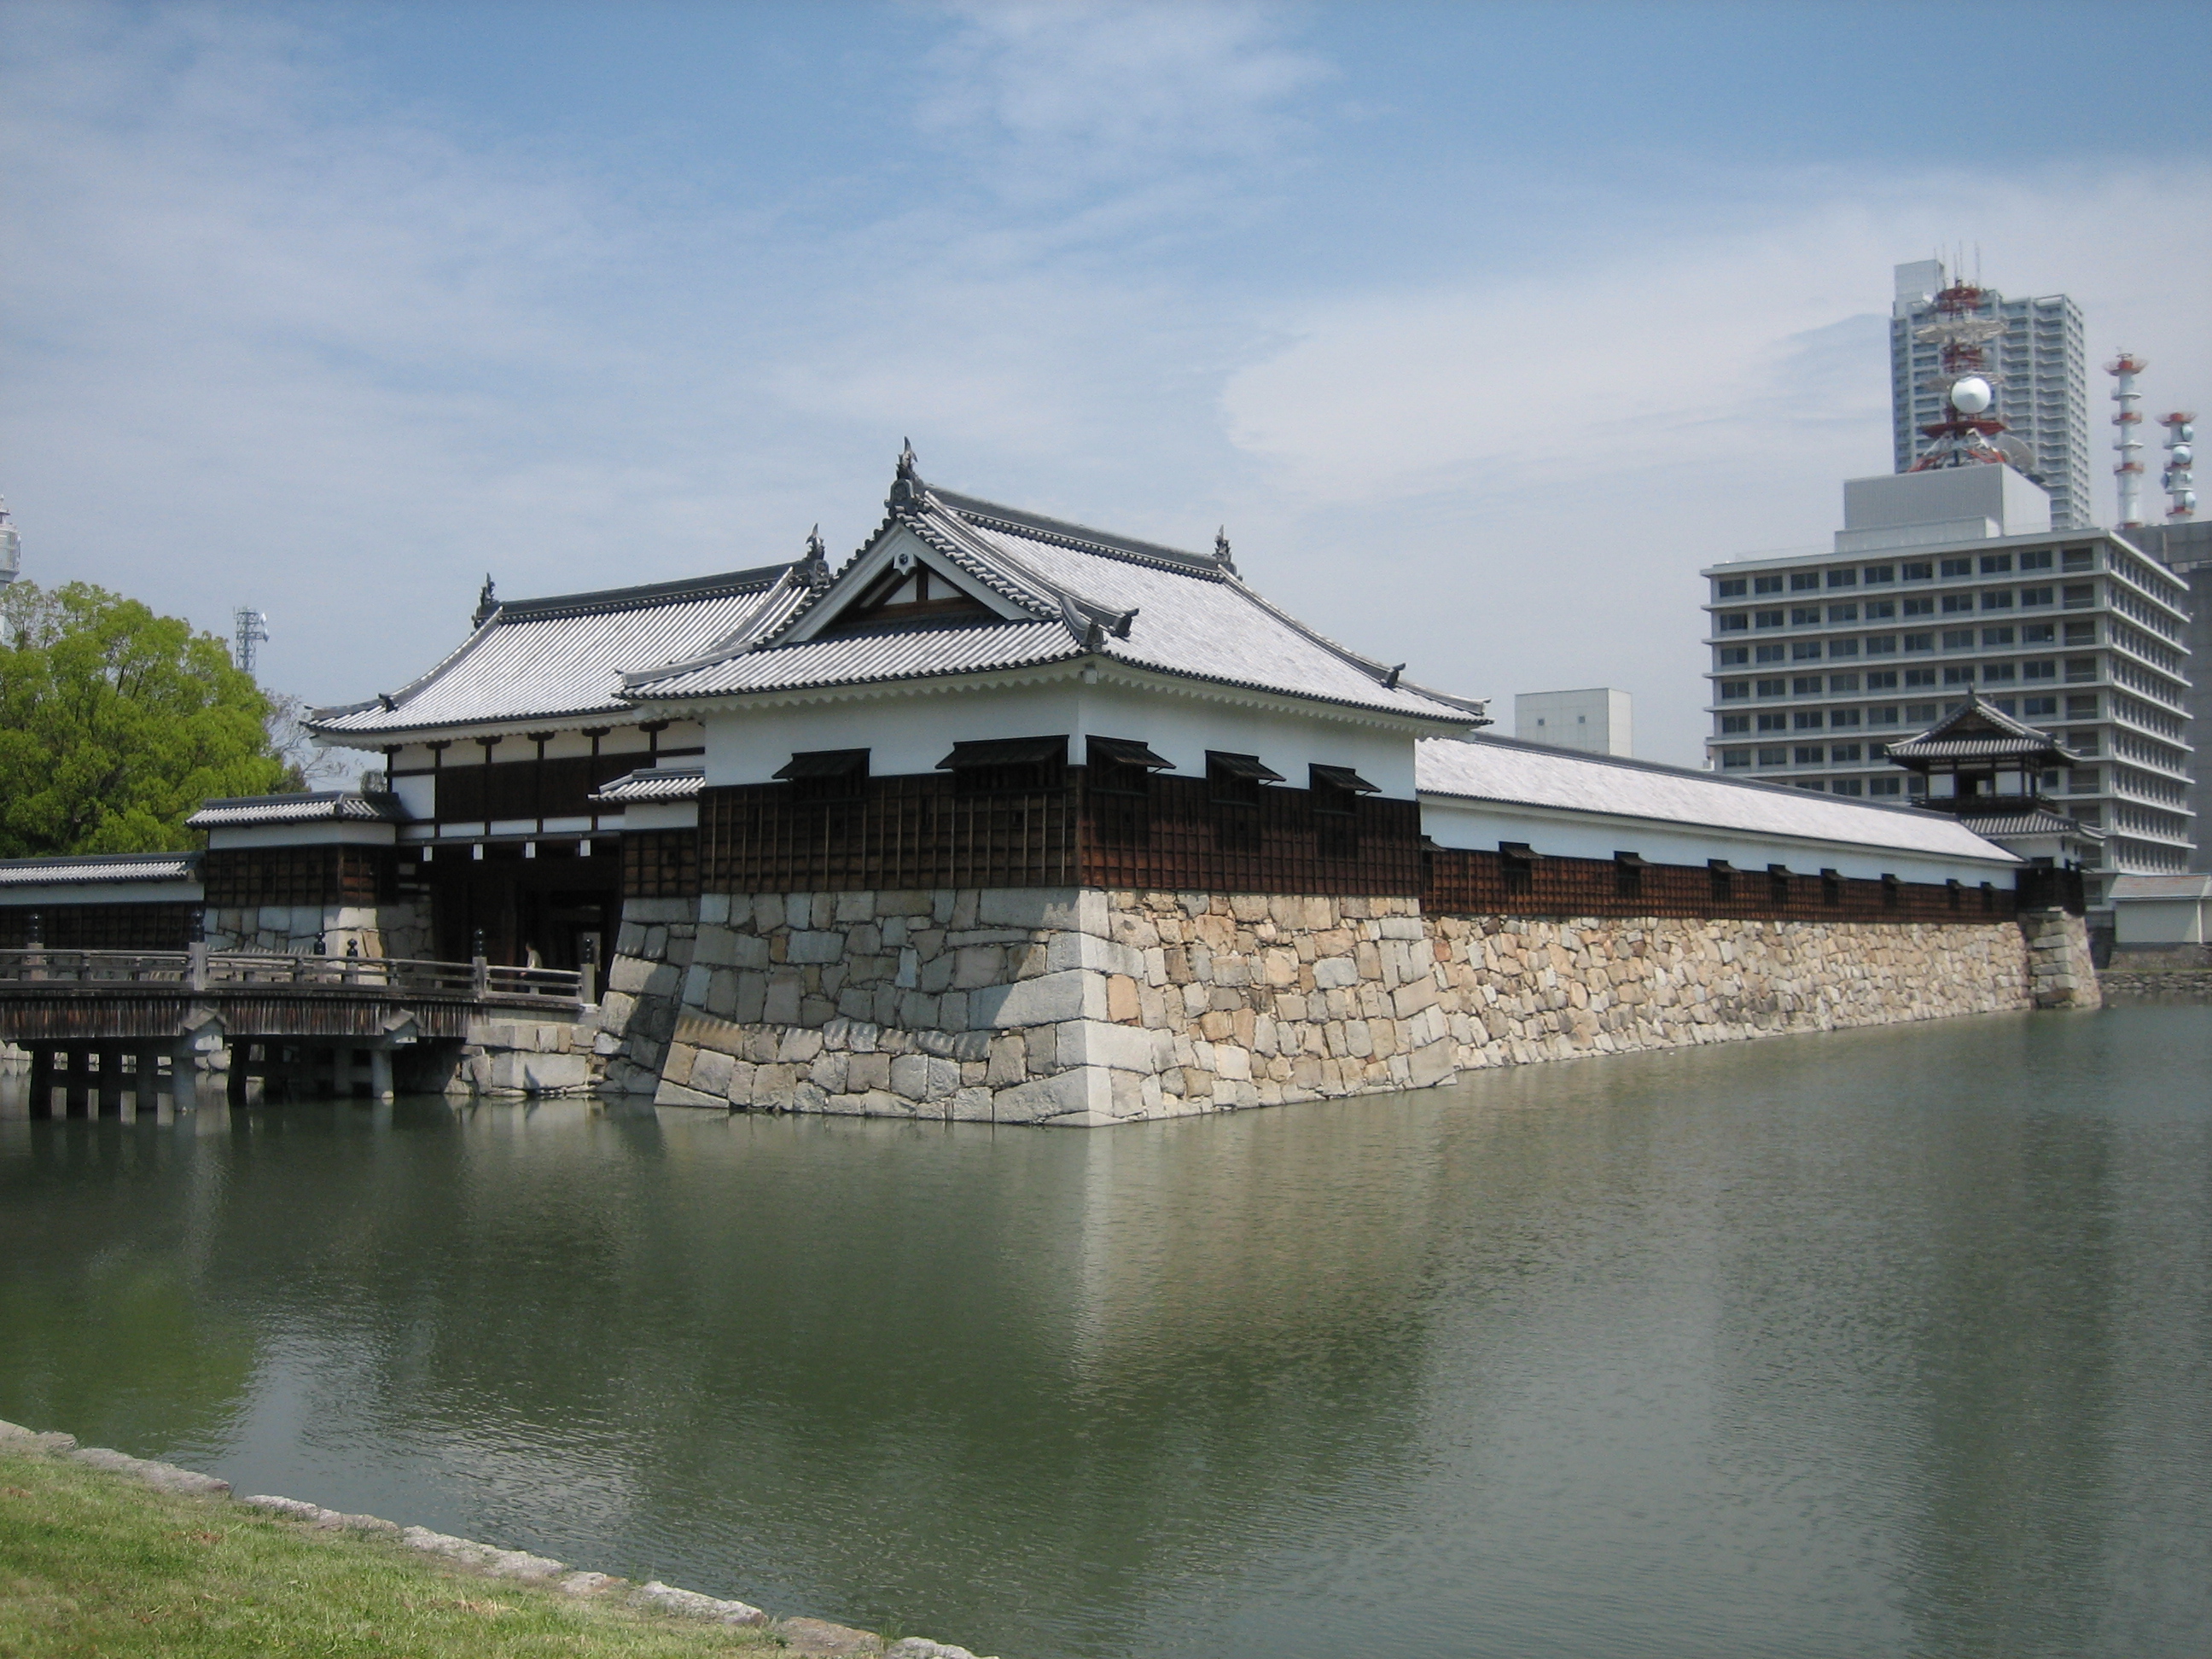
[1704,467,2195,902]
[0,498,19,585]
[1511,689,1631,757]
[1892,260,2090,527]
[620,450,1482,734]
[1877,694,2104,871]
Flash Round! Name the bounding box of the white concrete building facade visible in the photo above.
[1703,466,2194,901]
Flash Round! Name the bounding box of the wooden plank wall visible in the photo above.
[1423,847,2014,923]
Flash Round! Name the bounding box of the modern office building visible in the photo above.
[1513,688,1632,756]
[1703,465,2194,902]
[1892,260,2091,528]
[2121,518,2212,865]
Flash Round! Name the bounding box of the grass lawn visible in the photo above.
[0,1447,784,1657]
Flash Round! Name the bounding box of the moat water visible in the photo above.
[3,1006,2208,1658]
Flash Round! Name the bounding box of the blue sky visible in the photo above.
[4,1,2208,765]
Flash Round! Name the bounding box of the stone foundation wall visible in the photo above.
[207,902,433,961]
[2105,941,2212,972]
[596,896,701,1096]
[627,886,2046,1125]
[448,1016,598,1097]
[2098,969,2212,1002]
[2019,909,2103,1010]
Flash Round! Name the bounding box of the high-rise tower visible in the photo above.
[1891,259,2091,528]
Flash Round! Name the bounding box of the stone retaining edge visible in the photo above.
[0,1416,989,1658]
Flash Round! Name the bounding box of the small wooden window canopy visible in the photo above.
[774,749,870,781]
[1086,736,1172,771]
[1308,765,1379,795]
[1208,752,1285,784]
[936,736,1068,770]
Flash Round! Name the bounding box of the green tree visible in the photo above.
[0,581,290,857]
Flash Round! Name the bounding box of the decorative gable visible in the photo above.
[823,556,998,635]
[790,527,1027,643]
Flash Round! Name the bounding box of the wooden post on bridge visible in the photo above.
[170,1039,201,1114]
[135,1045,166,1116]
[61,1048,89,1117]
[96,1045,125,1116]
[26,1046,53,1120]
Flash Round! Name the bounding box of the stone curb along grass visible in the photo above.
[0,1417,992,1659]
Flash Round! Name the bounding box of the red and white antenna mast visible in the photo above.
[2158,410,2196,521]
[2107,352,2148,528]
[1907,280,2019,472]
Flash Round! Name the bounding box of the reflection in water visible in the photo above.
[1,1009,2206,1658]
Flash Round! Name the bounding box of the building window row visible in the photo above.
[1708,606,2087,641]
[1708,547,2097,603]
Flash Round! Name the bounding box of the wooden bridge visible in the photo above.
[0,948,585,1116]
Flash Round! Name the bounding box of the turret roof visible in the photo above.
[307,566,795,741]
[622,460,1486,728]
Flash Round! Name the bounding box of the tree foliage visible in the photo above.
[0,581,291,858]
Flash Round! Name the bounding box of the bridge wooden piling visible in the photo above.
[1,949,582,1112]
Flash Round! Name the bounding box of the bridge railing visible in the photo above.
[0,949,584,1003]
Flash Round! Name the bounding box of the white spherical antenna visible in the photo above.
[1949,375,1993,414]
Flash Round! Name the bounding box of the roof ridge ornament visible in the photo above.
[800,524,831,590]
[890,439,923,508]
[1214,526,1237,575]
[472,574,498,628]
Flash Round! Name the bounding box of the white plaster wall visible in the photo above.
[0,881,202,908]
[2114,898,2209,945]
[623,801,700,830]
[206,821,397,850]
[389,773,436,819]
[1419,795,2017,886]
[701,678,1420,796]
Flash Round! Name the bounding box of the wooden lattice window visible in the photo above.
[1500,841,1536,897]
[940,736,1067,797]
[1615,851,1646,902]
[1086,737,1168,848]
[1310,765,1377,860]
[1709,859,1736,904]
[623,830,698,899]
[1208,752,1280,853]
[775,748,870,805]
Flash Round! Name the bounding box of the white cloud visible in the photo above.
[4,4,2207,777]
[1221,169,2212,513]
[916,1,1330,200]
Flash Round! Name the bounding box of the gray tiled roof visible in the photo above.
[626,474,1485,726]
[1416,735,2019,864]
[1884,691,2065,763]
[187,791,410,828]
[0,853,201,887]
[309,566,795,738]
[590,765,704,804]
[1946,806,2103,841]
[1882,735,2064,760]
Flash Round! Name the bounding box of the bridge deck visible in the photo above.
[0,949,582,1042]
